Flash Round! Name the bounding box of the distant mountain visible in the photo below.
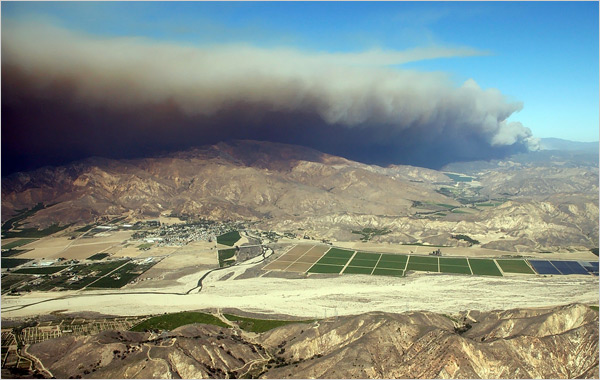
[2,140,598,251]
[21,304,599,379]
[539,138,599,152]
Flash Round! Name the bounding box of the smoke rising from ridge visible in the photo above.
[2,21,537,174]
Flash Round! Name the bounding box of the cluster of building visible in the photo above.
[132,221,247,247]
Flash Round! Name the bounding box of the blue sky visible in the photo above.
[3,1,598,142]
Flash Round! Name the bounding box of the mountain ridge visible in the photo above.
[2,140,598,252]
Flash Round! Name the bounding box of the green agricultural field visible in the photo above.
[468,259,502,276]
[1,274,34,294]
[348,258,378,268]
[342,266,373,275]
[377,254,408,265]
[131,312,229,332]
[439,257,471,274]
[353,252,381,261]
[372,268,404,277]
[88,261,155,288]
[74,260,129,277]
[439,264,472,275]
[496,259,535,274]
[223,314,313,333]
[1,239,37,250]
[324,248,355,259]
[307,264,343,274]
[316,257,350,266]
[13,265,68,274]
[408,256,439,265]
[1,258,33,269]
[217,231,241,246]
[406,256,439,272]
[439,257,468,266]
[3,224,71,239]
[375,260,406,270]
[137,243,153,250]
[87,253,110,261]
[218,248,237,267]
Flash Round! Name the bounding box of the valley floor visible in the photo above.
[2,261,597,320]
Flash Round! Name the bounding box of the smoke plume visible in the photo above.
[2,21,537,174]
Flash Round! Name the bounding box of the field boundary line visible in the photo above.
[466,258,474,275]
[340,251,357,274]
[302,245,332,273]
[370,254,383,275]
[262,244,296,271]
[404,255,410,272]
[283,244,315,271]
[437,257,440,272]
[493,259,505,276]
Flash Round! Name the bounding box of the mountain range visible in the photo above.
[2,140,598,252]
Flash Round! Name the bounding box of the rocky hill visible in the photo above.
[20,304,599,379]
[2,140,598,251]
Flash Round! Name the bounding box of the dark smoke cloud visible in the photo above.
[2,21,537,174]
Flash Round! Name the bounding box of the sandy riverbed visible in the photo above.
[2,261,597,320]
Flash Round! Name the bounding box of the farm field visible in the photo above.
[13,266,68,275]
[223,313,314,333]
[1,258,33,269]
[216,231,241,246]
[406,256,439,273]
[1,238,38,250]
[130,311,229,331]
[372,268,404,277]
[16,231,133,259]
[468,258,502,276]
[343,266,374,275]
[439,257,472,275]
[496,259,535,274]
[307,264,344,274]
[262,244,597,281]
[218,248,237,267]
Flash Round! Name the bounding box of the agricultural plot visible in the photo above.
[216,231,241,246]
[528,260,561,275]
[549,260,589,275]
[1,239,37,250]
[1,274,35,294]
[223,314,313,333]
[496,259,535,274]
[307,264,344,274]
[468,259,502,276]
[13,266,68,275]
[262,245,331,272]
[218,248,237,267]
[87,253,110,260]
[439,257,472,275]
[372,268,404,277]
[87,260,156,288]
[376,254,408,269]
[325,248,355,259]
[342,266,374,275]
[406,256,439,273]
[1,258,33,269]
[316,256,351,266]
[131,311,229,332]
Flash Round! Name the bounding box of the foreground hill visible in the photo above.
[19,304,599,379]
[2,140,598,251]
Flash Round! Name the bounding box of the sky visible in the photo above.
[2,1,598,174]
